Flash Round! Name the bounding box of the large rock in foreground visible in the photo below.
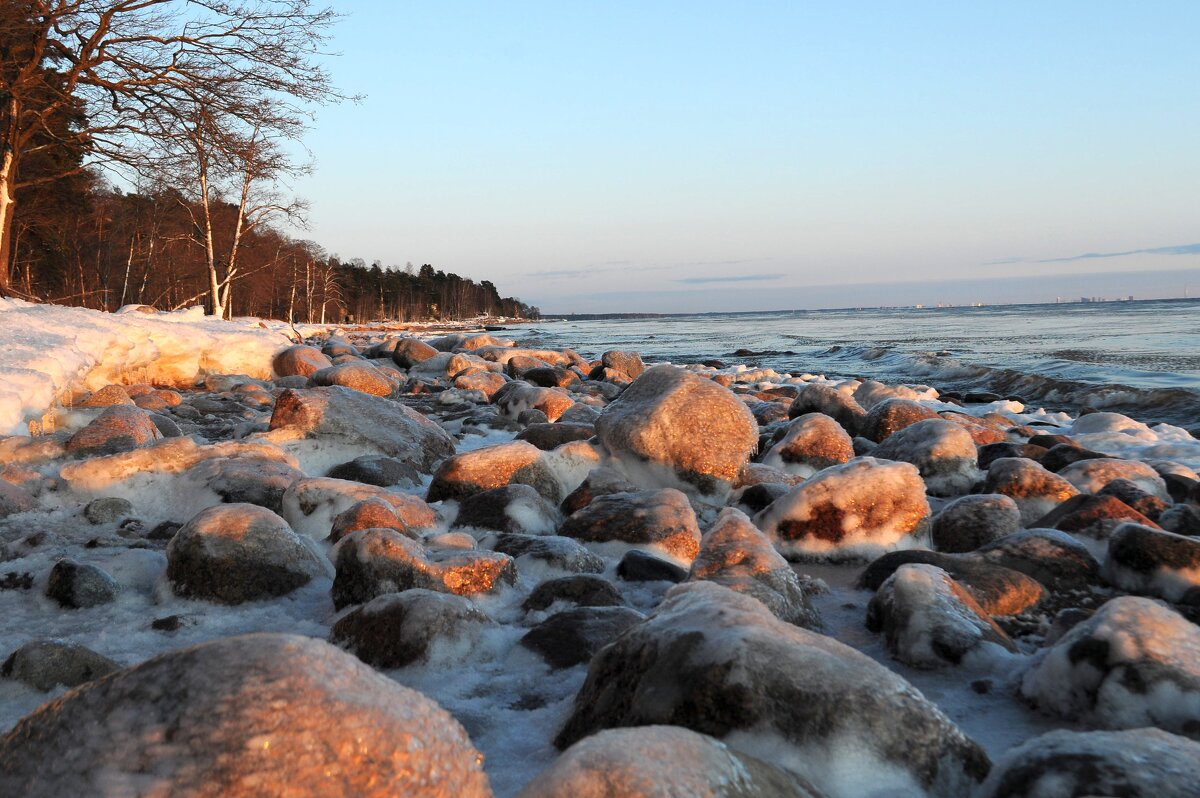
[0,634,491,797]
[555,582,989,798]
[754,457,931,560]
[519,726,825,798]
[166,504,324,604]
[269,386,454,471]
[595,365,758,500]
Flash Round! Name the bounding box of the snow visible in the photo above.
[0,298,290,436]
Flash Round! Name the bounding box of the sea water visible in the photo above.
[521,298,1200,427]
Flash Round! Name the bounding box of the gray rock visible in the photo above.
[166,504,323,604]
[490,534,605,574]
[1103,523,1200,604]
[0,634,491,798]
[555,582,990,797]
[560,489,701,561]
[520,606,646,669]
[859,549,1045,616]
[524,575,624,612]
[46,560,120,608]
[931,494,1021,553]
[974,528,1102,592]
[453,484,560,535]
[871,418,979,496]
[617,549,688,583]
[787,384,867,436]
[84,497,134,525]
[326,455,420,488]
[329,589,494,668]
[187,457,303,512]
[2,640,119,691]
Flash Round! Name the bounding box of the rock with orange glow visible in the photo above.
[761,413,855,478]
[329,497,421,543]
[787,384,866,436]
[519,726,826,798]
[983,458,1080,526]
[427,441,562,504]
[331,528,516,609]
[753,458,931,561]
[1021,596,1200,737]
[281,477,438,540]
[66,405,162,457]
[1058,457,1171,501]
[493,382,575,422]
[859,549,1045,617]
[688,508,821,629]
[973,529,1101,592]
[871,418,980,497]
[555,582,989,798]
[0,634,492,797]
[594,365,758,501]
[166,504,324,605]
[1103,523,1200,604]
[559,489,702,563]
[860,398,940,443]
[976,728,1200,798]
[330,589,495,668]
[272,344,333,377]
[311,361,397,397]
[867,564,1017,668]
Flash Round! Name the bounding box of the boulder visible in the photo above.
[493,382,574,422]
[331,529,516,609]
[272,345,333,377]
[560,466,637,515]
[519,607,646,669]
[46,560,120,609]
[867,564,1016,668]
[871,418,979,496]
[454,371,509,399]
[329,589,494,668]
[1160,504,1200,537]
[753,458,931,560]
[973,529,1101,592]
[515,423,595,451]
[861,398,940,443]
[983,457,1080,526]
[453,484,560,535]
[560,489,702,562]
[80,384,135,407]
[1058,457,1170,501]
[523,575,624,612]
[555,582,989,797]
[1,640,119,691]
[1098,478,1170,520]
[601,350,646,379]
[617,549,688,583]
[428,441,561,504]
[977,728,1200,798]
[518,726,824,798]
[326,455,420,488]
[594,365,758,500]
[931,494,1021,553]
[391,337,439,368]
[859,550,1045,617]
[187,457,303,512]
[66,405,161,457]
[282,477,437,539]
[0,634,491,798]
[269,386,455,471]
[1103,523,1200,604]
[760,413,854,478]
[166,504,324,604]
[490,534,604,574]
[311,362,395,397]
[787,384,866,435]
[1020,596,1200,736]
[83,497,134,525]
[1031,493,1159,539]
[688,508,821,628]
[329,498,420,543]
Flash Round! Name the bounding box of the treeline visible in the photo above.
[0,2,535,323]
[8,176,538,323]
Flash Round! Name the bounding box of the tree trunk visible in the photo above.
[0,151,15,292]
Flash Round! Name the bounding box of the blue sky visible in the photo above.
[295,2,1200,312]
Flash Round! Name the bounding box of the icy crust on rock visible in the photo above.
[0,298,289,436]
[0,633,492,798]
[753,457,931,561]
[556,582,990,798]
[595,365,759,501]
[870,418,979,497]
[1103,523,1200,604]
[761,413,854,478]
[1020,596,1200,736]
[1056,457,1171,500]
[518,726,824,798]
[977,727,1200,798]
[983,458,1080,526]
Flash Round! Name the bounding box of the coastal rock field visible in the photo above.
[3,309,1200,797]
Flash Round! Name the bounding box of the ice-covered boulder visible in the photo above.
[186,456,303,513]
[1103,523,1200,604]
[860,398,940,443]
[490,534,605,574]
[867,564,1016,668]
[1098,477,1169,520]
[66,404,161,457]
[327,454,420,488]
[1031,493,1160,539]
[973,528,1101,592]
[454,371,509,399]
[753,458,931,560]
[515,422,595,451]
[273,344,333,377]
[1070,411,1155,437]
[688,508,820,628]
[859,550,1044,616]
[331,528,516,608]
[281,477,437,539]
[391,337,438,367]
[268,386,455,471]
[559,488,702,562]
[428,441,561,504]
[560,466,637,514]
[518,726,824,798]
[166,504,324,604]
[523,575,624,612]
[45,560,120,609]
[520,606,647,669]
[0,481,35,519]
[452,484,560,535]
[329,589,494,668]
[983,457,1079,525]
[493,381,574,422]
[594,365,758,501]
[1020,596,1200,736]
[787,384,866,436]
[311,362,396,397]
[931,494,1021,553]
[977,727,1200,798]
[760,413,854,478]
[555,582,989,798]
[1058,457,1170,500]
[329,497,422,543]
[871,418,979,496]
[600,349,646,379]
[80,384,135,407]
[1,640,119,692]
[0,634,491,797]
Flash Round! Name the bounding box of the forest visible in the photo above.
[0,2,537,323]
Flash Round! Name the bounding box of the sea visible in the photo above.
[517,298,1200,428]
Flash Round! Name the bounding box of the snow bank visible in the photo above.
[0,298,290,436]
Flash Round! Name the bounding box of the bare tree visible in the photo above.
[0,0,351,296]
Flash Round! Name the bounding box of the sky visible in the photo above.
[294,2,1200,313]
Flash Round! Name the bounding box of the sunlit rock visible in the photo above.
[272,345,333,377]
[761,412,854,478]
[330,589,494,668]
[973,528,1101,592]
[1058,457,1170,500]
[860,549,1044,616]
[860,398,940,442]
[787,384,867,436]
[427,441,561,503]
[560,488,702,562]
[983,457,1080,525]
[282,476,437,539]
[931,494,1021,553]
[872,418,979,496]
[493,381,574,422]
[66,405,161,457]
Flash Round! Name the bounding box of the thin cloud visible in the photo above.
[1034,243,1200,264]
[676,273,785,285]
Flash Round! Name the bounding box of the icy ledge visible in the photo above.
[0,299,291,436]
